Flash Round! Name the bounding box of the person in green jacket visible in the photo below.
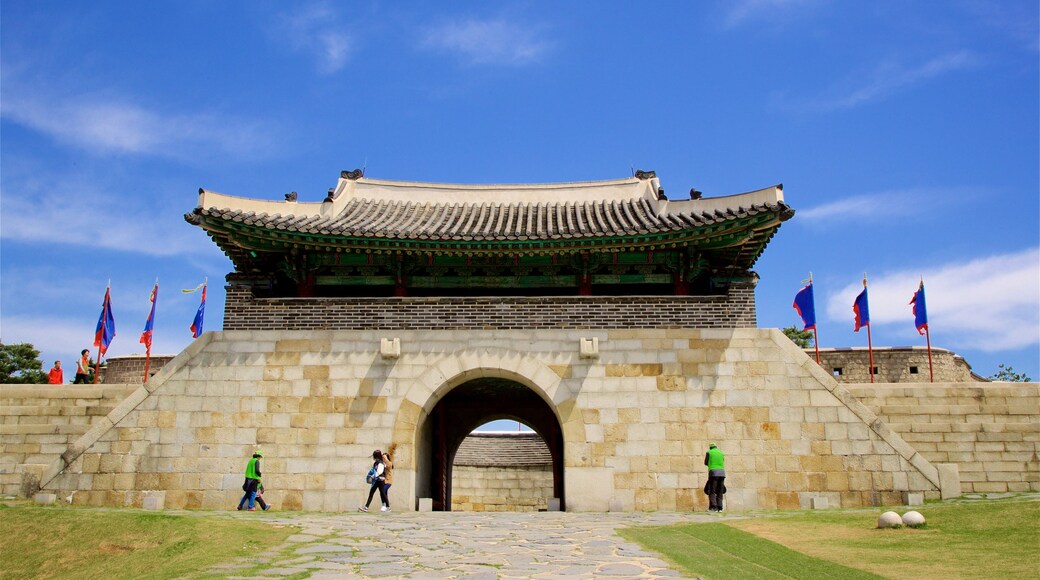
[704,443,726,512]
[237,449,268,511]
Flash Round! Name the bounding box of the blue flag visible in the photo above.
[93,286,116,356]
[792,282,816,330]
[853,287,870,332]
[190,283,206,339]
[140,282,157,352]
[910,281,928,335]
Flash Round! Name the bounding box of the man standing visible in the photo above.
[47,361,64,385]
[704,442,726,512]
[74,350,91,384]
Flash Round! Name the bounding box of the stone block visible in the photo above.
[143,493,165,510]
[417,497,433,512]
[33,492,57,504]
[811,496,828,509]
[547,498,562,511]
[902,492,924,506]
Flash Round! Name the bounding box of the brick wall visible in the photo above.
[223,282,758,330]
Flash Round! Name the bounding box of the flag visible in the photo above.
[910,281,928,335]
[93,286,116,356]
[853,286,870,332]
[140,282,158,352]
[190,283,207,338]
[792,282,816,330]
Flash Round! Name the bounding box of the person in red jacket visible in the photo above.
[47,361,64,385]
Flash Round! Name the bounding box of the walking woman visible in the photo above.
[359,449,387,512]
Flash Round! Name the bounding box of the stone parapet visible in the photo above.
[807,348,982,383]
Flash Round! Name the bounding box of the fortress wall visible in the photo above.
[848,384,1040,493]
[20,328,950,512]
[450,465,554,512]
[0,386,136,496]
[222,284,758,331]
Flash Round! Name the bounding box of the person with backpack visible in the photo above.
[359,449,387,512]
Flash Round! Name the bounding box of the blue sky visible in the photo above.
[2,1,1038,395]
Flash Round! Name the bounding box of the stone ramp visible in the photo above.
[0,385,137,496]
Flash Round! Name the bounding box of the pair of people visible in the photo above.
[237,449,270,511]
[359,446,394,512]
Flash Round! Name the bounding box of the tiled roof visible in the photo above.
[188,175,791,244]
[454,432,552,467]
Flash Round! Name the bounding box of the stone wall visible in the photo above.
[451,465,554,512]
[222,283,758,331]
[849,383,1039,493]
[809,348,982,383]
[0,385,136,496]
[20,328,961,512]
[450,432,554,512]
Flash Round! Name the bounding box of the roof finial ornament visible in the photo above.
[689,188,702,200]
[634,169,656,180]
[341,169,364,180]
[285,191,298,202]
[323,188,335,203]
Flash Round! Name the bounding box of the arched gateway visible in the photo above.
[17,170,970,512]
[404,355,567,510]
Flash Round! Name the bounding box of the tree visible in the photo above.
[989,364,1031,382]
[782,326,814,348]
[0,342,48,384]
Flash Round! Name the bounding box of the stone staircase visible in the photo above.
[0,385,136,496]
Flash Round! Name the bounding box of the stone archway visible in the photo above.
[423,377,564,511]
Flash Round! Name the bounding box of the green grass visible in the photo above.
[0,503,296,580]
[620,496,1040,580]
[619,522,880,579]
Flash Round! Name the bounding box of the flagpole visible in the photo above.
[864,275,874,384]
[810,272,820,364]
[143,279,156,384]
[925,326,934,383]
[94,284,109,385]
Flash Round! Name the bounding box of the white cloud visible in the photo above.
[825,248,1040,351]
[422,18,552,66]
[276,2,352,74]
[797,51,981,111]
[0,175,222,258]
[0,89,275,160]
[724,0,820,27]
[796,187,978,225]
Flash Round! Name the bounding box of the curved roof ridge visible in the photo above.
[346,176,654,205]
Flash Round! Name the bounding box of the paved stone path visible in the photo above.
[212,510,725,579]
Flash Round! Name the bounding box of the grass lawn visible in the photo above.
[0,503,296,580]
[621,495,1040,580]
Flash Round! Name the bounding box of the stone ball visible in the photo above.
[902,511,926,527]
[877,511,903,528]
